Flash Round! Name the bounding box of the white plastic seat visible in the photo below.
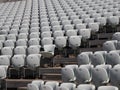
[14,46,26,55]
[52,25,62,31]
[107,16,119,26]
[79,29,91,40]
[4,40,15,48]
[110,66,120,87]
[77,53,91,66]
[41,31,52,38]
[61,65,77,82]
[55,36,67,50]
[73,84,95,90]
[1,47,13,56]
[9,29,18,35]
[16,39,27,46]
[11,55,25,69]
[41,26,51,32]
[103,40,117,52]
[74,67,91,84]
[0,66,7,79]
[0,35,6,42]
[41,81,59,90]
[7,34,16,41]
[27,45,41,54]
[90,53,105,66]
[91,67,109,87]
[65,30,77,37]
[40,44,55,58]
[53,31,64,38]
[41,37,53,46]
[83,18,94,24]
[19,28,29,34]
[95,17,107,27]
[29,32,40,39]
[30,27,40,33]
[112,32,120,41]
[106,51,120,66]
[98,86,118,90]
[51,21,60,26]
[88,23,99,32]
[27,80,44,90]
[64,24,74,31]
[0,55,10,66]
[28,38,40,46]
[26,54,41,70]
[75,23,86,30]
[56,83,76,90]
[18,33,28,40]
[68,36,82,49]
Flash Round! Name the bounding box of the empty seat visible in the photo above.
[55,36,67,50]
[0,55,10,66]
[26,54,41,78]
[61,65,78,82]
[28,38,40,46]
[41,37,53,46]
[41,31,52,38]
[0,66,7,79]
[88,23,99,32]
[53,31,64,38]
[40,44,55,58]
[65,30,77,37]
[74,67,91,84]
[110,66,120,88]
[1,47,13,56]
[19,28,29,34]
[6,34,16,41]
[56,83,76,90]
[27,80,44,90]
[63,24,74,31]
[83,18,94,24]
[29,32,40,39]
[41,26,51,32]
[0,41,3,49]
[30,27,40,33]
[91,67,109,87]
[98,86,118,90]
[14,46,26,55]
[96,64,112,77]
[4,40,15,48]
[72,19,83,25]
[18,33,28,40]
[0,35,6,42]
[79,29,91,40]
[75,23,86,30]
[95,17,107,27]
[9,29,18,35]
[77,52,93,66]
[9,55,25,78]
[73,84,95,90]
[27,45,41,54]
[107,16,119,26]
[90,52,105,66]
[41,81,59,90]
[103,40,117,52]
[16,39,27,46]
[106,51,120,66]
[68,36,82,49]
[52,25,62,32]
[112,32,120,41]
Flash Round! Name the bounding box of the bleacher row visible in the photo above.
[0,0,120,89]
[27,80,119,90]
